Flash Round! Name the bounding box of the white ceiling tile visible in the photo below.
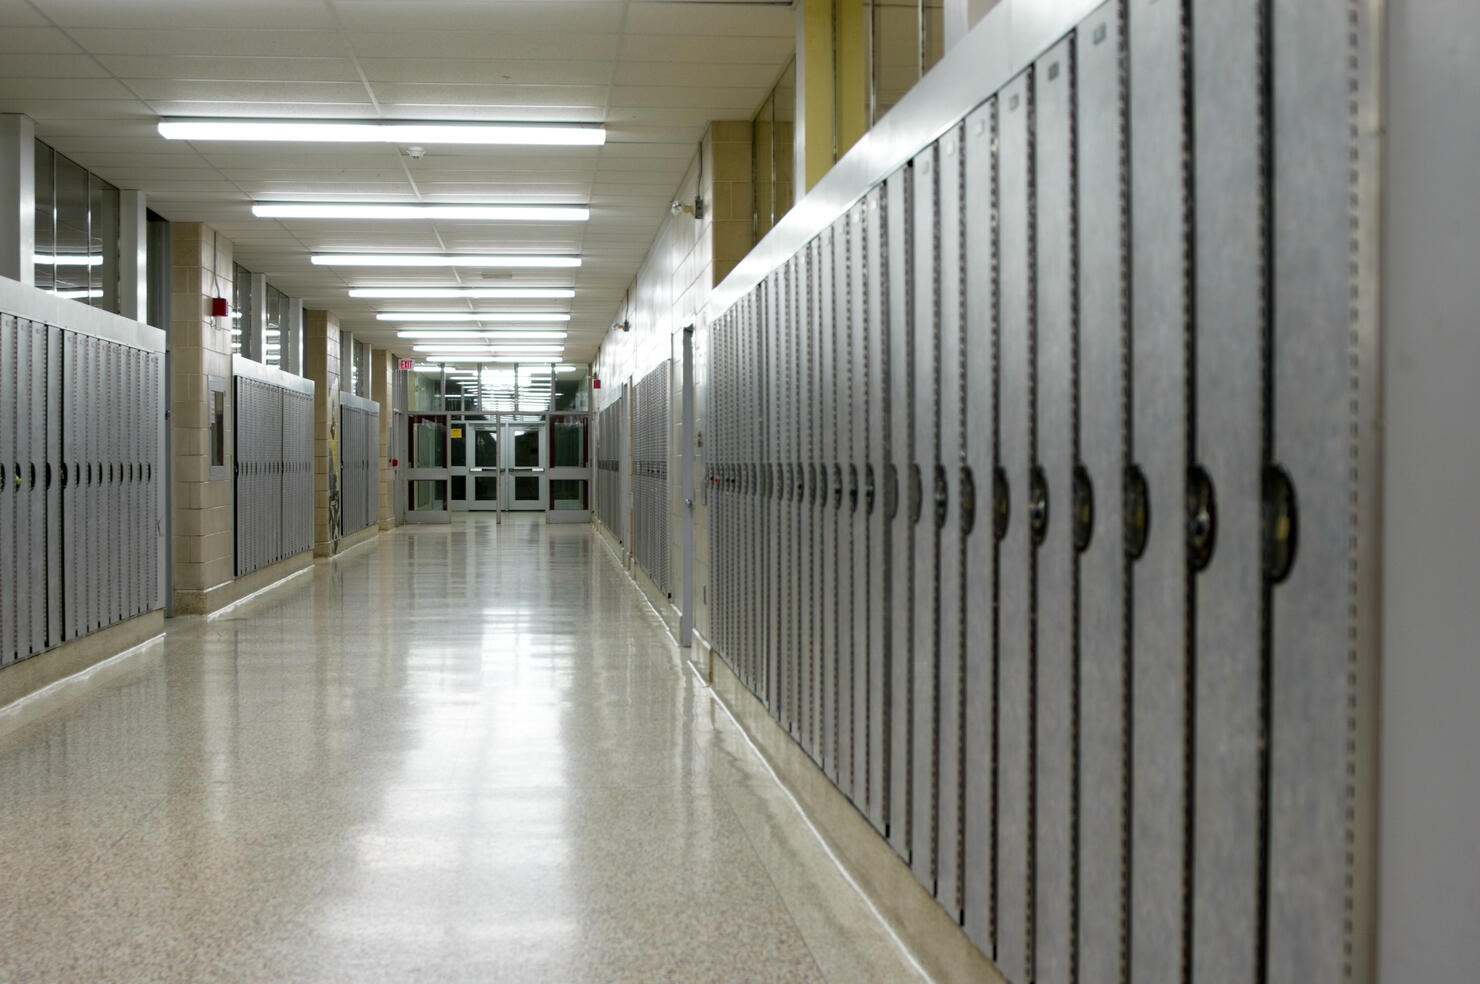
[609,85,766,109]
[65,28,348,57]
[143,101,377,118]
[377,105,606,123]
[333,1,623,34]
[357,58,610,86]
[367,82,607,109]
[0,27,83,52]
[619,33,794,64]
[96,55,363,83]
[346,31,617,61]
[0,0,50,27]
[129,80,371,103]
[0,98,153,119]
[0,77,136,99]
[624,1,794,36]
[33,0,337,29]
[0,54,112,78]
[614,61,784,88]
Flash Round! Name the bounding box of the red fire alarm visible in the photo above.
[210,297,230,317]
[593,377,601,389]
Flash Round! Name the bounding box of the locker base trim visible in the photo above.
[0,611,165,725]
[708,655,1007,984]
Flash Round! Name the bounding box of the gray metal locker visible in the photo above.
[962,95,999,955]
[996,68,1033,984]
[1190,0,1267,979]
[818,229,838,778]
[864,183,889,837]
[2,316,16,664]
[910,140,940,895]
[937,121,967,918]
[849,197,871,816]
[1074,4,1129,978]
[1128,0,1192,979]
[836,207,857,802]
[1033,34,1077,984]
[885,165,914,862]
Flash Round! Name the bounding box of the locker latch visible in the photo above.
[848,465,859,513]
[833,464,844,511]
[960,466,976,535]
[1187,465,1216,572]
[864,465,876,515]
[1262,464,1298,584]
[908,464,923,524]
[884,464,899,519]
[1029,466,1049,546]
[993,467,1009,542]
[1072,465,1094,552]
[933,465,949,529]
[1125,465,1149,560]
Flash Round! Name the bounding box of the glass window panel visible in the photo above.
[409,415,447,468]
[265,285,285,368]
[52,153,89,300]
[33,142,54,292]
[514,476,539,500]
[410,368,442,410]
[513,428,541,468]
[549,479,587,511]
[450,475,466,500]
[473,427,498,468]
[773,60,796,225]
[551,418,587,468]
[753,92,776,240]
[409,480,446,512]
[87,173,119,313]
[474,476,499,502]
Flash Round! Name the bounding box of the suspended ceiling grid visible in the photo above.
[0,0,796,361]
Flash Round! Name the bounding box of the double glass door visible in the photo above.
[449,418,546,512]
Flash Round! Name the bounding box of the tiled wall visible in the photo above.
[304,308,341,555]
[169,223,236,605]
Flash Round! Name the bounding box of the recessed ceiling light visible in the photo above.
[413,343,563,353]
[428,356,562,364]
[159,119,605,146]
[312,254,580,268]
[396,330,567,340]
[349,287,575,300]
[376,312,569,322]
[253,203,589,221]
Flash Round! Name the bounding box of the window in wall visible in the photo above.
[231,262,252,359]
[32,141,120,312]
[753,58,797,243]
[354,339,370,397]
[265,285,286,368]
[870,0,946,124]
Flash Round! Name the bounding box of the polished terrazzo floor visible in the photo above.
[0,516,924,983]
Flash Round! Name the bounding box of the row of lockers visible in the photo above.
[594,394,625,544]
[339,397,380,538]
[630,362,671,596]
[705,0,1357,981]
[234,375,314,577]
[1,314,162,665]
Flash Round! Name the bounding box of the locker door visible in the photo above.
[1129,0,1192,980]
[962,96,999,954]
[996,68,1034,984]
[1268,0,1358,977]
[1074,5,1129,979]
[818,230,839,779]
[849,199,870,812]
[937,122,967,917]
[45,326,61,640]
[885,166,914,861]
[1191,0,1267,978]
[766,271,781,716]
[27,321,48,651]
[834,211,856,799]
[910,141,940,895]
[103,341,118,628]
[1035,36,1078,984]
[1,316,16,664]
[60,332,80,640]
[864,184,889,835]
[809,239,826,764]
[784,258,801,738]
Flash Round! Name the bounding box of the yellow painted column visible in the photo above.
[834,0,869,160]
[798,0,836,194]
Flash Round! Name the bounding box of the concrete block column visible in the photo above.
[168,223,236,612]
[304,308,342,556]
[370,348,398,530]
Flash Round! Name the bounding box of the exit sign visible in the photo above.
[398,358,414,371]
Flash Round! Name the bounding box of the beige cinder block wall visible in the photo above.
[169,223,236,613]
[304,309,342,556]
[370,348,397,529]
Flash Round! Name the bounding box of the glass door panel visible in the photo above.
[404,412,450,523]
[503,419,545,511]
[468,423,500,510]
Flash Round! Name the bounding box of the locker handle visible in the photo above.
[1262,464,1298,584]
[1186,465,1217,572]
[848,465,859,513]
[795,462,806,502]
[884,464,899,519]
[1124,465,1150,561]
[832,465,843,511]
[1029,466,1048,546]
[864,465,876,515]
[908,464,923,524]
[993,467,1010,542]
[960,466,976,534]
[933,465,949,529]
[1072,465,1094,552]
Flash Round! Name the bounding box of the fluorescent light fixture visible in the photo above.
[428,355,562,364]
[376,312,569,323]
[349,287,575,300]
[254,202,589,221]
[159,119,605,146]
[35,254,103,267]
[556,364,583,373]
[413,343,563,354]
[410,366,444,374]
[396,330,566,340]
[312,254,580,268]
